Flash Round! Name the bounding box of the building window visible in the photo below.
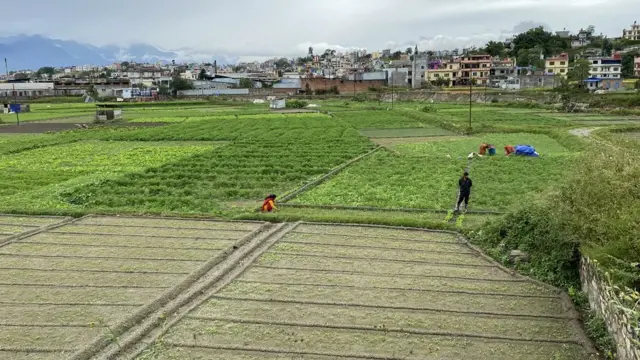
[472,72,477,76]
[547,69,553,73]
[560,69,566,73]
[444,73,449,77]
[549,61,555,66]
[560,61,565,65]
[613,67,619,71]
[593,60,598,64]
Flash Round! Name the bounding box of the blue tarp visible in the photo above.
[514,145,539,157]
[8,104,20,113]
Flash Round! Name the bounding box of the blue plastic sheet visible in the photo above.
[514,145,539,157]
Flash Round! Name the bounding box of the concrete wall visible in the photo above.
[581,257,640,360]
[517,75,560,89]
[177,88,249,96]
[300,78,385,94]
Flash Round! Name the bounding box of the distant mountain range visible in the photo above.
[0,34,237,71]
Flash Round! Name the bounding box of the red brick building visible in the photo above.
[300,78,385,94]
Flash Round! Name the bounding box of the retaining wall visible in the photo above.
[580,256,640,360]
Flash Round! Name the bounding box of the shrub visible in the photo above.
[286,100,308,109]
[421,105,437,113]
[352,93,370,102]
[470,145,640,289]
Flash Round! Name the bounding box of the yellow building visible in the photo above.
[545,53,569,77]
[425,62,460,86]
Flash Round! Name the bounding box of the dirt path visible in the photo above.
[0,122,168,134]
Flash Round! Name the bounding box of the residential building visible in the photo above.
[490,58,516,88]
[459,54,492,85]
[588,55,622,79]
[635,56,640,77]
[425,62,459,86]
[556,29,570,38]
[572,29,591,48]
[623,21,640,41]
[545,53,569,77]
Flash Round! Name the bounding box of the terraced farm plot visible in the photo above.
[62,116,375,214]
[145,223,591,360]
[294,133,581,210]
[360,127,455,138]
[0,215,264,360]
[0,215,68,243]
[0,140,221,212]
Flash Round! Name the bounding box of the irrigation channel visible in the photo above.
[0,214,596,360]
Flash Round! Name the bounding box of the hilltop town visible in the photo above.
[1,23,640,101]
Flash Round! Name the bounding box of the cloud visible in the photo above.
[0,0,638,59]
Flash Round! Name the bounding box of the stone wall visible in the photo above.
[580,256,640,360]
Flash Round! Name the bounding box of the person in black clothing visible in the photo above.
[456,171,472,212]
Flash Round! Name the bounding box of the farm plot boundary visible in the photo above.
[0,214,74,247]
[279,199,506,215]
[278,146,383,203]
[83,222,300,360]
[66,218,271,360]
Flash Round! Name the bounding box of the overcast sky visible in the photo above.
[1,0,637,60]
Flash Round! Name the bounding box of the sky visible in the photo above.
[1,0,637,61]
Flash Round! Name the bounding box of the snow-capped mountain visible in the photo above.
[0,34,234,70]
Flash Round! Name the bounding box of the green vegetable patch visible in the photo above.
[295,133,578,211]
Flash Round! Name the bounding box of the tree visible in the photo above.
[13,72,29,80]
[239,78,254,88]
[274,57,291,71]
[170,75,194,94]
[586,25,596,37]
[516,48,544,68]
[391,51,402,60]
[158,85,170,95]
[308,46,313,56]
[601,38,613,57]
[406,47,413,55]
[198,68,207,80]
[567,59,591,82]
[510,26,570,60]
[120,61,130,69]
[484,41,505,57]
[36,66,56,78]
[622,51,640,78]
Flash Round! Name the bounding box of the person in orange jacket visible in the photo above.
[261,194,277,212]
[504,145,516,156]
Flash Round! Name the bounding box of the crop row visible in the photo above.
[62,120,375,213]
[75,216,260,231]
[0,141,217,204]
[128,112,326,123]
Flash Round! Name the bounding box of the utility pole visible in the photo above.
[469,79,473,131]
[391,72,394,109]
[4,58,19,125]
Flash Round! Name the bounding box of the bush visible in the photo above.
[468,199,580,288]
[421,105,437,113]
[352,93,370,102]
[286,100,308,109]
[470,144,640,289]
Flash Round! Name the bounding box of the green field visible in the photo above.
[0,99,614,224]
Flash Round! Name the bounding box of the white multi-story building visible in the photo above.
[588,57,622,79]
[623,21,640,40]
